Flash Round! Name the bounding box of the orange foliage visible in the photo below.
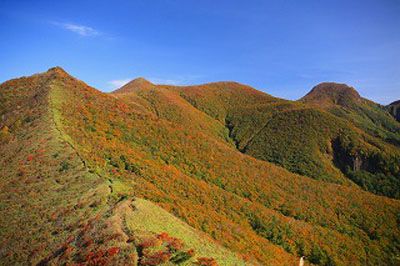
[195,257,218,266]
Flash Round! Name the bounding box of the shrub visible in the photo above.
[170,249,195,264]
[194,257,218,266]
[59,161,70,172]
[137,233,195,265]
[107,247,120,256]
[0,126,11,143]
[140,251,171,266]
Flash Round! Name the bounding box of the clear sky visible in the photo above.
[0,0,399,104]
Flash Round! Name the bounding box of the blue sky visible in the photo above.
[0,0,399,104]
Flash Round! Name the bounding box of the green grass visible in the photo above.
[126,198,247,265]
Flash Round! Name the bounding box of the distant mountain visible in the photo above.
[302,82,362,107]
[1,68,400,265]
[113,77,154,94]
[143,81,400,198]
[388,100,400,122]
[302,82,400,145]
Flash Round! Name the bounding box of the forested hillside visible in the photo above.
[1,68,400,265]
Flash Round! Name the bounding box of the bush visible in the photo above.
[59,161,70,172]
[308,245,335,266]
[194,257,218,266]
[138,232,194,265]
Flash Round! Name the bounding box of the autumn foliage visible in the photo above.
[138,232,195,265]
[1,68,400,265]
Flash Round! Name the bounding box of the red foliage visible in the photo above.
[186,249,195,256]
[195,257,218,266]
[84,250,108,265]
[50,212,58,221]
[156,232,183,251]
[139,237,158,249]
[60,245,74,259]
[107,247,120,256]
[140,251,171,266]
[66,235,75,243]
[166,237,183,251]
[137,233,194,265]
[157,232,169,241]
[111,168,118,174]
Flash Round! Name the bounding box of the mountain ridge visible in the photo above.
[1,67,400,265]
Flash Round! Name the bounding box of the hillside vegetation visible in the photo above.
[1,68,400,265]
[301,82,400,198]
[158,81,400,198]
[0,69,245,265]
[388,100,400,122]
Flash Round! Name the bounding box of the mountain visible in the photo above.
[388,100,400,122]
[302,82,362,107]
[301,82,400,145]
[299,82,400,197]
[113,77,155,94]
[1,68,400,265]
[142,81,400,198]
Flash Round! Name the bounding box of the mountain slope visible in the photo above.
[389,100,400,122]
[109,74,400,264]
[301,82,362,107]
[302,82,400,145]
[0,68,245,265]
[115,81,352,185]
[300,82,400,198]
[1,68,400,265]
[146,82,400,198]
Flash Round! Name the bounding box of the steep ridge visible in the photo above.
[108,75,400,264]
[0,68,120,264]
[0,68,245,265]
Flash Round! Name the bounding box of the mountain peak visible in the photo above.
[47,66,69,76]
[301,82,361,107]
[113,77,154,94]
[132,77,151,83]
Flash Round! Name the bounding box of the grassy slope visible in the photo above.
[0,69,245,265]
[48,72,400,265]
[128,198,244,265]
